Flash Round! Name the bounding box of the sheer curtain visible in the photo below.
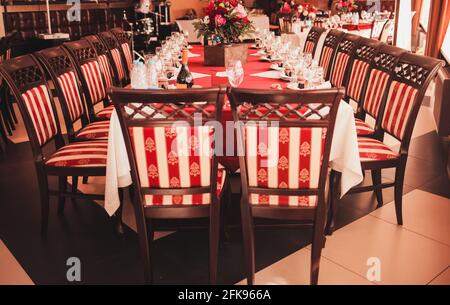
[425,0,450,58]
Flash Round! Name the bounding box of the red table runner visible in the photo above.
[341,22,373,31]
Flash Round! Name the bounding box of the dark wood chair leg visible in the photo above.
[0,112,7,145]
[38,173,50,237]
[311,200,327,285]
[82,176,88,184]
[137,216,152,284]
[209,202,221,285]
[71,176,78,204]
[394,164,406,226]
[240,199,255,285]
[0,100,13,136]
[325,171,341,236]
[57,176,67,216]
[371,169,383,208]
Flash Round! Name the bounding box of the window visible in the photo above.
[420,0,431,32]
[441,23,450,63]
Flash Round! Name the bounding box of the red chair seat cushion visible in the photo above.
[96,105,114,119]
[358,137,399,162]
[76,121,109,140]
[355,118,375,136]
[143,168,226,206]
[249,193,317,207]
[46,140,108,168]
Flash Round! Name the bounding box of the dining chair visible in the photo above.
[110,28,133,76]
[379,19,395,45]
[0,35,16,137]
[84,34,118,88]
[228,87,345,285]
[0,110,6,152]
[63,39,114,121]
[370,18,388,40]
[319,29,346,81]
[327,53,445,234]
[109,86,228,284]
[0,55,111,236]
[97,31,129,86]
[303,26,326,57]
[329,33,361,88]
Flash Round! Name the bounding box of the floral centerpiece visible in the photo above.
[278,1,317,21]
[334,0,358,14]
[193,0,254,45]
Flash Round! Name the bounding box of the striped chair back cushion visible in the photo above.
[330,52,350,87]
[121,43,132,71]
[346,59,370,101]
[362,68,390,118]
[98,54,113,88]
[304,41,315,54]
[57,71,84,122]
[245,126,326,190]
[129,126,214,188]
[80,61,106,105]
[381,80,418,140]
[319,46,334,78]
[110,48,125,81]
[21,85,57,145]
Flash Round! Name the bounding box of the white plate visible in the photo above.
[261,56,281,62]
[270,63,284,71]
[287,83,303,90]
[256,50,267,56]
[250,44,262,49]
[279,73,294,82]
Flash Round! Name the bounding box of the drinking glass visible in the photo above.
[226,60,244,88]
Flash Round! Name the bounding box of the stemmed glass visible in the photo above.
[226,60,244,88]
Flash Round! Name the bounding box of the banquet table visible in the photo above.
[341,22,373,31]
[103,45,364,216]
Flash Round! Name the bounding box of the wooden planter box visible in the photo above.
[203,44,248,67]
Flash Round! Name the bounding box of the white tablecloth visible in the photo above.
[104,101,363,216]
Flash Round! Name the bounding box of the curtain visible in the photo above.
[425,0,450,58]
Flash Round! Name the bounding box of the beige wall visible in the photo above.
[170,0,208,21]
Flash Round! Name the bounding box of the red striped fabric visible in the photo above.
[144,168,226,206]
[21,85,58,145]
[121,43,132,71]
[320,46,334,79]
[57,71,84,122]
[245,126,326,207]
[76,121,109,140]
[45,140,108,167]
[80,61,106,105]
[330,52,350,87]
[358,137,398,162]
[355,118,374,136]
[304,41,315,54]
[347,59,369,101]
[382,81,418,140]
[362,69,390,118]
[98,54,113,88]
[96,105,114,119]
[110,48,125,81]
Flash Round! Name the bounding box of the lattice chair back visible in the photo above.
[329,33,360,88]
[380,53,444,144]
[63,39,108,120]
[109,87,227,207]
[228,88,344,208]
[84,34,117,88]
[98,31,128,84]
[319,30,345,81]
[361,44,406,120]
[371,19,388,40]
[345,38,381,104]
[303,26,326,56]
[0,55,64,157]
[35,46,89,138]
[110,28,133,74]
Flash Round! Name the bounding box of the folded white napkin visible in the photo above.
[215,71,228,77]
[251,70,281,79]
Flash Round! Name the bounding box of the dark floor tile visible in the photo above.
[419,175,450,199]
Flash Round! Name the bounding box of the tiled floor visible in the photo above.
[0,100,449,285]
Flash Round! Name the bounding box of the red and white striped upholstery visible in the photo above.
[330,52,350,87]
[98,54,113,88]
[304,41,315,54]
[244,126,326,206]
[80,61,106,105]
[129,126,216,189]
[362,69,390,118]
[346,59,370,101]
[320,46,334,78]
[76,121,109,140]
[249,194,317,207]
[144,169,226,206]
[45,140,108,167]
[57,71,84,122]
[21,85,57,145]
[382,81,418,140]
[121,43,132,71]
[358,137,398,162]
[355,118,374,136]
[110,48,125,81]
[96,105,114,119]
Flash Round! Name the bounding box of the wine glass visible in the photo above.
[226,60,244,88]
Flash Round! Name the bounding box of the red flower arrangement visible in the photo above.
[279,1,317,21]
[194,0,254,44]
[335,0,358,14]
